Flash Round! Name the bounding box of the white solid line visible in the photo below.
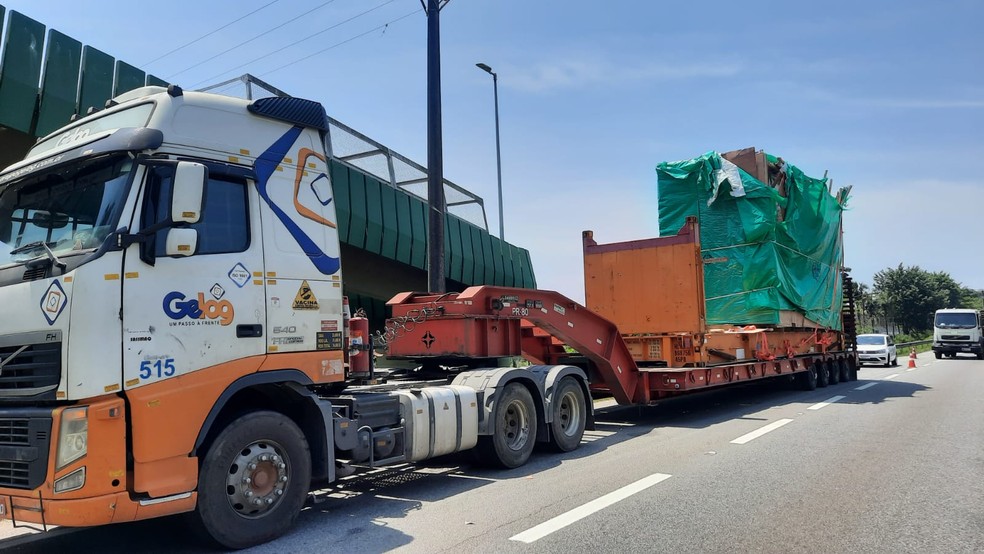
[854,382,878,391]
[730,418,794,445]
[509,473,672,543]
[807,395,846,411]
[906,367,917,372]
[883,373,899,380]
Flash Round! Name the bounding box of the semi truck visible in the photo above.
[0,86,857,548]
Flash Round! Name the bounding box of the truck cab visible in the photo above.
[0,85,348,533]
[932,308,984,359]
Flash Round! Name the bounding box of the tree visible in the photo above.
[873,264,936,335]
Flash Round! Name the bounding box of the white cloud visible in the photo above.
[503,56,745,94]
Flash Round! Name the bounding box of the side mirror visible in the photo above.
[165,228,198,257]
[171,162,207,224]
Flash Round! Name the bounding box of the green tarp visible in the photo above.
[657,151,849,329]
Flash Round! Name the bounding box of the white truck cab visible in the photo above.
[932,308,984,359]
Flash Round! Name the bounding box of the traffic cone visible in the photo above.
[907,348,917,369]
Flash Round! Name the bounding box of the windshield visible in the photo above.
[0,155,133,267]
[935,312,978,329]
[857,335,887,346]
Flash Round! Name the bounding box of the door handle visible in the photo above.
[237,324,263,338]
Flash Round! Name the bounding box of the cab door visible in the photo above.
[121,163,266,390]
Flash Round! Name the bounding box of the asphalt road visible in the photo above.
[3,352,983,553]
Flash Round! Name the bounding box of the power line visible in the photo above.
[143,0,281,66]
[189,0,397,89]
[167,0,340,80]
[257,8,420,79]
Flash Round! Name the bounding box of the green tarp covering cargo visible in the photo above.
[656,147,850,330]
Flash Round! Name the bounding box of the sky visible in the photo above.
[5,0,983,302]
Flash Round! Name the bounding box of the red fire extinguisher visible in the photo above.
[348,315,371,379]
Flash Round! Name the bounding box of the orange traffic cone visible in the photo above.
[907,348,917,369]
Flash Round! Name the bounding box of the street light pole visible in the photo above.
[476,62,504,240]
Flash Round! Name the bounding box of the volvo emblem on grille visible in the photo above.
[0,345,29,377]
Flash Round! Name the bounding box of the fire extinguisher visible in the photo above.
[348,314,372,380]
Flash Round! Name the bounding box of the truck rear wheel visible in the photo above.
[797,364,817,391]
[194,411,311,549]
[476,383,538,469]
[827,360,840,385]
[549,377,586,452]
[815,360,829,388]
[847,358,859,381]
[838,359,850,382]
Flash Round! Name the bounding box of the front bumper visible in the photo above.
[858,353,890,365]
[933,342,982,354]
[0,490,197,527]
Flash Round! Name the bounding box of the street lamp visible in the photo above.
[476,62,504,240]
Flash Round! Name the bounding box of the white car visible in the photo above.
[857,333,898,367]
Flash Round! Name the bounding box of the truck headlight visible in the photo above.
[56,407,88,470]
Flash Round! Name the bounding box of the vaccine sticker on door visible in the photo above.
[40,279,68,325]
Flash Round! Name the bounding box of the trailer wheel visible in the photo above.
[549,377,586,452]
[797,364,817,391]
[838,359,850,382]
[815,360,829,388]
[193,411,311,549]
[847,357,859,381]
[827,360,840,385]
[477,383,538,469]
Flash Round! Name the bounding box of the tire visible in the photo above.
[816,360,829,388]
[549,377,586,452]
[476,383,538,469]
[839,358,850,382]
[891,354,898,367]
[934,351,942,360]
[827,360,839,385]
[193,411,311,550]
[797,364,817,391]
[848,358,859,381]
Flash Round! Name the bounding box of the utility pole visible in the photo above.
[424,0,449,293]
[476,62,504,241]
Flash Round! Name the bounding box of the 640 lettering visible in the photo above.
[163,291,235,326]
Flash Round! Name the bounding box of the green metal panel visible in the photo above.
[330,162,352,245]
[409,197,427,270]
[520,248,536,288]
[469,225,487,285]
[446,216,462,283]
[481,231,495,284]
[347,168,368,249]
[113,60,143,96]
[379,185,399,260]
[363,176,383,256]
[0,11,44,133]
[394,191,413,265]
[35,29,82,137]
[489,235,506,285]
[78,46,113,114]
[510,244,526,288]
[146,74,168,87]
[459,220,476,284]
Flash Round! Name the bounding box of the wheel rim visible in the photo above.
[225,439,291,518]
[502,398,531,451]
[556,389,582,438]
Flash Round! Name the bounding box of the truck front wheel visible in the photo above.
[194,411,311,549]
[476,383,538,469]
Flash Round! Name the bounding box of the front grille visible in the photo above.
[941,335,970,341]
[0,460,30,487]
[0,412,52,489]
[0,332,61,400]
[0,418,29,445]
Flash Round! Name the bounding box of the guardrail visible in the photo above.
[897,340,932,348]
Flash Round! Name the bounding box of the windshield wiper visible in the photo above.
[8,240,54,255]
[10,240,66,270]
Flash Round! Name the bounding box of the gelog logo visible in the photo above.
[163,291,235,326]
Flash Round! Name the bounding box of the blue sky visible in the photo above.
[7,0,983,301]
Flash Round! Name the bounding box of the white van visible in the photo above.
[932,308,984,359]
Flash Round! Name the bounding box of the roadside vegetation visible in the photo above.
[852,264,980,343]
